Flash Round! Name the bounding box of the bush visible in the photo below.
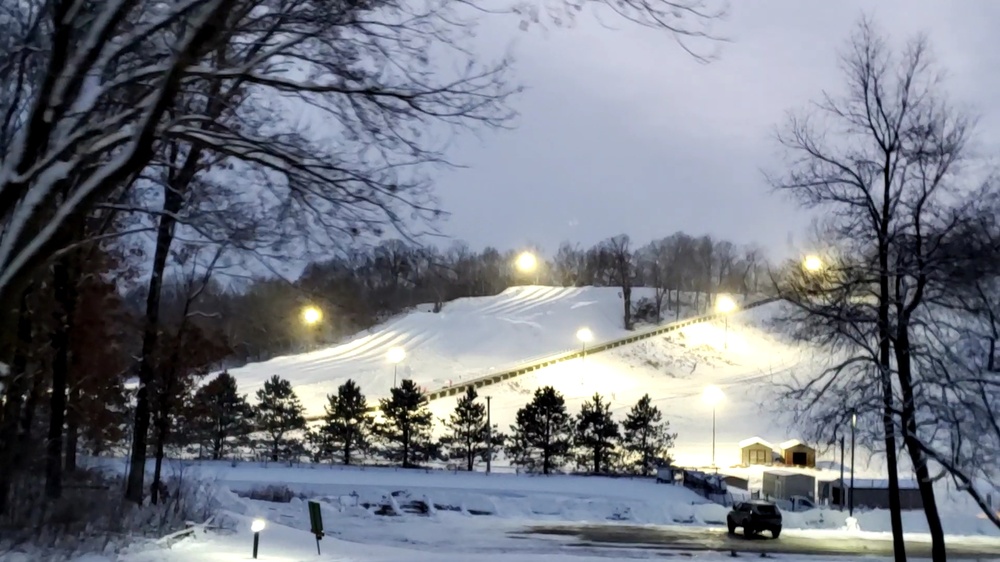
[243,484,299,503]
[0,466,218,560]
[631,297,660,324]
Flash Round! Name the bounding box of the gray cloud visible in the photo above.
[432,0,1000,259]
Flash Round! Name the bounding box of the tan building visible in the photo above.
[778,439,816,468]
[739,437,776,466]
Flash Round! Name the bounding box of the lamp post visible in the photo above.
[702,385,724,468]
[486,395,492,474]
[387,347,406,387]
[251,518,266,559]
[576,327,594,359]
[515,251,539,284]
[714,295,737,349]
[850,410,857,516]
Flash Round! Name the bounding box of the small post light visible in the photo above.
[251,518,266,559]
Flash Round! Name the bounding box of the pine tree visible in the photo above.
[321,379,371,465]
[442,387,488,471]
[376,379,435,467]
[254,375,306,462]
[190,371,254,460]
[575,393,620,474]
[621,394,676,475]
[507,386,573,474]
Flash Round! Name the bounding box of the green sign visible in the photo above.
[308,500,324,554]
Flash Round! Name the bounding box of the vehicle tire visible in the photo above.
[727,519,735,534]
[772,528,781,539]
[744,526,755,537]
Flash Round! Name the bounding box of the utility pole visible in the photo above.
[486,396,492,474]
[839,435,845,511]
[850,411,856,516]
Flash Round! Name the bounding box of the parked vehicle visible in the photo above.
[774,495,816,512]
[727,500,782,538]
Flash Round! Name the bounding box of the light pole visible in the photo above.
[576,327,594,359]
[702,385,724,469]
[839,435,845,511]
[251,518,266,559]
[486,395,492,474]
[714,295,737,349]
[850,410,857,516]
[515,251,539,284]
[387,347,406,387]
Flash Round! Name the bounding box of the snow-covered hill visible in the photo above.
[228,286,709,416]
[225,285,820,470]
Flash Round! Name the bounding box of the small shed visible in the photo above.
[762,469,816,501]
[739,437,776,466]
[778,439,816,468]
[822,478,923,511]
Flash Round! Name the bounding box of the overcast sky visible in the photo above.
[428,0,1000,261]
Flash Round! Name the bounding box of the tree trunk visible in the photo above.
[64,384,80,473]
[877,156,906,562]
[622,285,633,330]
[46,255,77,499]
[151,409,169,504]
[0,290,34,514]
[125,186,183,504]
[896,330,946,561]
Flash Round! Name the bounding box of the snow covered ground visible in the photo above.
[29,456,1000,562]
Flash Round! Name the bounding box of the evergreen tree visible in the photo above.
[574,393,620,474]
[621,394,676,475]
[254,375,306,462]
[321,379,371,465]
[442,387,488,471]
[507,386,572,474]
[376,380,435,467]
[190,372,254,460]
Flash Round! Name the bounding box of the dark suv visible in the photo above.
[727,500,782,538]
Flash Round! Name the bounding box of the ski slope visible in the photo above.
[226,285,826,471]
[228,286,708,416]
[425,299,814,469]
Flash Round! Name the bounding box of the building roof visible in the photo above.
[764,469,816,479]
[738,436,774,449]
[778,439,811,450]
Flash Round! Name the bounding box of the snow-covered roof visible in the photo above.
[778,439,809,450]
[738,436,774,449]
[763,469,806,477]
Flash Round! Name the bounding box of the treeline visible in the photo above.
[158,372,676,476]
[130,232,768,367]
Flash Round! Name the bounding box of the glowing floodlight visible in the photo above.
[515,251,538,273]
[251,518,266,558]
[387,347,406,364]
[715,295,737,315]
[301,306,322,325]
[803,255,824,273]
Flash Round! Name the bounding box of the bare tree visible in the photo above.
[601,235,635,329]
[767,18,991,560]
